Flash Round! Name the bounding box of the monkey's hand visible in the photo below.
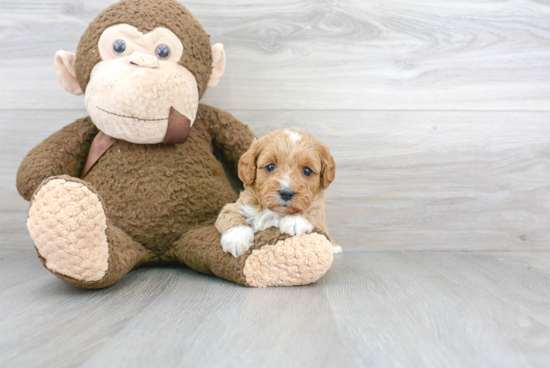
[200,104,256,177]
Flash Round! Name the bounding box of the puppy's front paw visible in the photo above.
[279,215,314,237]
[221,226,255,257]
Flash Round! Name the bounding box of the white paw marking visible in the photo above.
[221,226,255,257]
[279,215,314,237]
[333,245,343,254]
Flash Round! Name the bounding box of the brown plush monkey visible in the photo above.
[16,0,333,288]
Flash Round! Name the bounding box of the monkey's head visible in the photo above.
[54,0,225,144]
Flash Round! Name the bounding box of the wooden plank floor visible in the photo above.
[0,248,549,368]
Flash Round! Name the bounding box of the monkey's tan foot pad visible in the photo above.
[27,177,109,282]
[243,233,333,287]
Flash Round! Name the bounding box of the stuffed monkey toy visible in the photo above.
[16,0,333,288]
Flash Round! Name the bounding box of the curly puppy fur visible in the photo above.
[216,129,338,257]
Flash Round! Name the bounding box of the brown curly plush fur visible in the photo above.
[170,226,293,286]
[18,104,253,255]
[75,0,213,98]
[81,105,243,254]
[17,0,334,289]
[16,119,98,200]
[19,103,261,287]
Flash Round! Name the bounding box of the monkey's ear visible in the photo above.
[54,51,84,95]
[208,43,226,88]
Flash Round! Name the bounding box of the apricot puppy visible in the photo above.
[216,129,340,257]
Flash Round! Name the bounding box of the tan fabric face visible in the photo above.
[75,0,214,99]
[98,24,184,63]
[85,24,199,144]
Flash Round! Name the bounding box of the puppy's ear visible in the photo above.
[319,143,336,189]
[238,138,262,186]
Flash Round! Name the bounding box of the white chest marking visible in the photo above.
[239,204,285,231]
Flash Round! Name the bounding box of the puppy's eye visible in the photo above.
[303,167,313,177]
[113,39,127,55]
[266,164,276,173]
[155,44,171,59]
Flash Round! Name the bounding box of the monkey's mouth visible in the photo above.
[95,105,191,145]
[96,106,168,121]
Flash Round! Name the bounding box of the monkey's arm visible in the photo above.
[199,104,256,176]
[16,117,98,201]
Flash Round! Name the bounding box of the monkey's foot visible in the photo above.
[243,233,334,287]
[171,226,333,288]
[27,176,109,283]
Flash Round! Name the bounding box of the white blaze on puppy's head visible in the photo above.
[284,129,303,143]
[238,129,336,215]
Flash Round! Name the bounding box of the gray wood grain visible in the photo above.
[241,109,550,251]
[0,248,353,368]
[3,109,550,251]
[0,249,549,368]
[323,251,550,368]
[0,248,47,293]
[0,0,549,110]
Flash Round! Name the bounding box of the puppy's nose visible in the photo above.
[279,190,295,201]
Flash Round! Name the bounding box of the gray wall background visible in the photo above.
[1,0,550,250]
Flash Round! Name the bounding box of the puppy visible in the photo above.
[216,128,341,257]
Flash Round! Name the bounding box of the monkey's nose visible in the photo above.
[128,52,159,69]
[279,190,295,201]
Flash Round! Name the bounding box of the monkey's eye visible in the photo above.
[303,167,313,177]
[155,44,171,60]
[266,164,276,173]
[113,39,127,55]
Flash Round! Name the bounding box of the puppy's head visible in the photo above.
[239,129,336,214]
